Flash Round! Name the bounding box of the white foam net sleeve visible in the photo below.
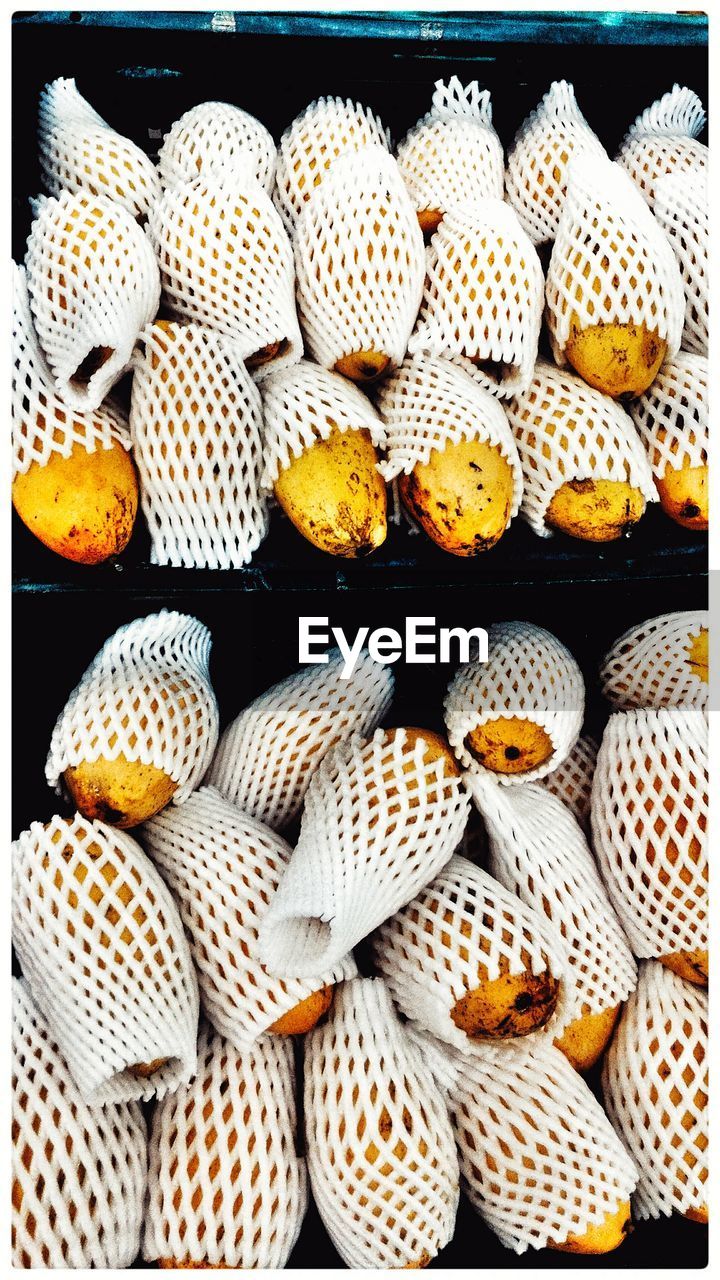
[545,151,686,363]
[370,852,574,1049]
[654,169,708,356]
[259,358,386,490]
[599,610,709,711]
[143,1024,308,1267]
[129,321,268,568]
[505,80,608,246]
[629,351,708,480]
[504,358,656,536]
[45,609,219,803]
[258,727,470,978]
[158,100,276,193]
[409,198,544,398]
[616,84,707,208]
[142,786,357,1048]
[448,1037,638,1253]
[12,260,131,478]
[273,95,391,235]
[375,353,523,507]
[38,76,162,223]
[294,146,425,374]
[444,620,585,781]
[591,705,708,962]
[304,977,459,1269]
[12,814,199,1106]
[471,777,637,1024]
[147,171,302,381]
[538,732,599,828]
[206,647,393,832]
[602,961,707,1221]
[25,189,161,413]
[396,77,504,220]
[12,977,148,1269]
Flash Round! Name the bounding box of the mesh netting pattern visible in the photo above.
[628,352,708,481]
[616,84,707,208]
[148,171,302,380]
[591,705,708,962]
[12,814,199,1105]
[602,961,707,1221]
[12,977,148,1269]
[38,76,162,223]
[444,620,585,781]
[129,321,268,568]
[505,358,656,537]
[258,728,470,977]
[654,168,707,356]
[158,100,276,193]
[505,80,608,246]
[142,786,357,1048]
[46,610,219,803]
[370,853,573,1049]
[25,189,160,412]
[304,977,459,1268]
[599,610,709,711]
[538,732,599,828]
[143,1024,308,1267]
[207,647,393,831]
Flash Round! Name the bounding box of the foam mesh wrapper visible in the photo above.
[130,321,268,568]
[505,80,608,246]
[207,647,393,832]
[259,727,470,978]
[602,962,707,1221]
[148,170,302,380]
[143,1023,307,1268]
[591,705,708,963]
[444,620,585,781]
[654,168,707,356]
[396,77,504,220]
[12,814,199,1105]
[629,352,708,482]
[46,610,219,803]
[304,977,459,1269]
[12,978,147,1268]
[599,609,709,711]
[375,353,524,510]
[445,1036,638,1253]
[617,84,707,208]
[471,777,637,1025]
[158,100,276,193]
[38,76,162,223]
[370,852,574,1049]
[12,260,131,478]
[545,151,686,365]
[273,94,391,235]
[142,786,356,1048]
[538,732,599,828]
[25,188,160,412]
[294,146,425,374]
[505,358,656,536]
[259,358,386,491]
[409,198,544,398]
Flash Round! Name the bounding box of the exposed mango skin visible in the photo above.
[385,727,461,778]
[564,318,666,399]
[399,438,515,556]
[334,350,391,384]
[13,438,138,564]
[417,208,443,239]
[554,1003,622,1072]
[274,424,387,557]
[466,716,554,776]
[64,754,177,829]
[546,478,645,542]
[451,967,560,1040]
[552,1201,632,1254]
[656,464,708,531]
[688,628,708,683]
[685,1206,708,1224]
[269,984,334,1035]
[660,949,708,987]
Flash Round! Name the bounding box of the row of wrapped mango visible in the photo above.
[12,609,708,1266]
[12,77,707,567]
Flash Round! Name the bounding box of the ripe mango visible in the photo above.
[552,1201,632,1254]
[64,755,177,829]
[451,965,560,1040]
[564,317,666,400]
[399,438,515,555]
[554,1003,622,1072]
[334,350,391,384]
[656,464,708,531]
[465,716,554,775]
[546,478,645,541]
[270,984,334,1035]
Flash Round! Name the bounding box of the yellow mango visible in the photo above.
[546,478,645,541]
[465,716,554,775]
[399,437,514,555]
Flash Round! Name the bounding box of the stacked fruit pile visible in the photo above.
[12,77,708,566]
[12,609,708,1267]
